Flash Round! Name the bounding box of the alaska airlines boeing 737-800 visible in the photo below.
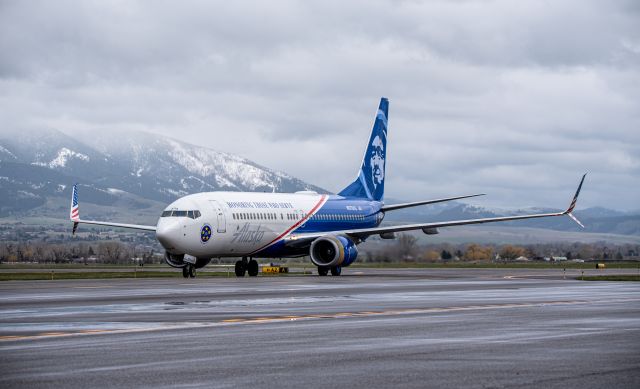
[70,98,586,278]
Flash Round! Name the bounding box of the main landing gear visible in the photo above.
[235,257,259,277]
[182,264,196,278]
[317,266,341,276]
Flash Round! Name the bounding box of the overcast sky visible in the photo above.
[1,0,639,210]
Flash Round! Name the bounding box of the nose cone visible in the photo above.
[156,218,181,250]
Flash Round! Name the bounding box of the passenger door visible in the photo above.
[209,200,226,233]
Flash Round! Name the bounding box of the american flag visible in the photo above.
[70,184,80,221]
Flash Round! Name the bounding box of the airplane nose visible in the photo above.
[156,219,181,250]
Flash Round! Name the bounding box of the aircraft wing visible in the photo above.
[286,174,586,244]
[380,193,485,212]
[72,220,157,231]
[69,184,156,234]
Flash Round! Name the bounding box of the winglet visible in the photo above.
[564,174,586,228]
[70,184,80,234]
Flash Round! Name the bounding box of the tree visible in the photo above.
[499,245,527,260]
[98,242,126,263]
[423,250,440,262]
[464,244,493,261]
[396,234,418,260]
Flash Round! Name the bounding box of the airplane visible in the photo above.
[70,97,586,278]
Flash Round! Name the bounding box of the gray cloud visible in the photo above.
[1,0,639,210]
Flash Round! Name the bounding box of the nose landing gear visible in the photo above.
[182,264,196,278]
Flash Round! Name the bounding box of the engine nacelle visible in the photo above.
[309,235,358,268]
[164,251,186,268]
[164,252,211,269]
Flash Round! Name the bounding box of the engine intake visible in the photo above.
[309,235,358,268]
[164,252,211,269]
[164,252,186,268]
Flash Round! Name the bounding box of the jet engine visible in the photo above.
[164,252,211,269]
[309,235,358,268]
[164,252,186,268]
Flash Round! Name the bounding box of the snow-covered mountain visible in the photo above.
[0,128,326,217]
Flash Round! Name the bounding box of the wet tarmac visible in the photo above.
[1,268,639,388]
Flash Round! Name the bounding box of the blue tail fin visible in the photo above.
[338,97,388,201]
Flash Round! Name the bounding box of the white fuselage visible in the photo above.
[156,191,330,258]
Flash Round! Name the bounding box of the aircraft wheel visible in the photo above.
[235,260,246,277]
[330,266,342,276]
[317,266,329,276]
[247,259,259,277]
[188,265,196,278]
[182,266,189,278]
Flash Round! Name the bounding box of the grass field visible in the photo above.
[578,275,640,282]
[1,261,638,281]
[352,261,640,270]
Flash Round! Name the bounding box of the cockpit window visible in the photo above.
[161,210,201,219]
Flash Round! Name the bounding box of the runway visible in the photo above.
[1,268,639,388]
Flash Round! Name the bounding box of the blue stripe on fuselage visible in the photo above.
[252,195,383,258]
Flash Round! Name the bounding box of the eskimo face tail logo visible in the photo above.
[364,104,387,201]
[200,224,212,243]
[370,135,385,188]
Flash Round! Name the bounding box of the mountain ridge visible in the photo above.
[0,128,326,217]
